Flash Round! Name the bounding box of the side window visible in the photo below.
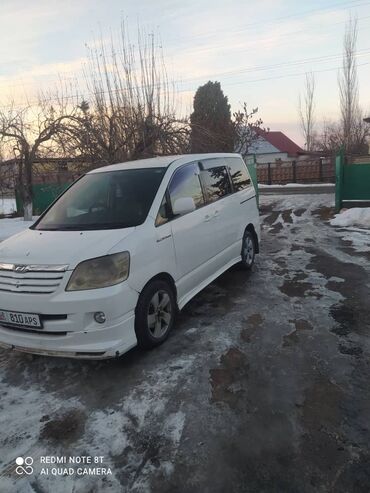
[226,158,251,191]
[168,162,205,214]
[155,194,171,226]
[200,165,232,203]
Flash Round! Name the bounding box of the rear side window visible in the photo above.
[168,162,205,211]
[226,158,251,191]
[200,165,232,203]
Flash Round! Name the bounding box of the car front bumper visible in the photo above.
[0,280,139,359]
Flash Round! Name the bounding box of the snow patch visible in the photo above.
[328,276,345,283]
[163,410,186,445]
[86,410,129,457]
[185,327,198,335]
[330,208,370,229]
[272,213,284,227]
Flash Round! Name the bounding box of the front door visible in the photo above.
[168,162,217,298]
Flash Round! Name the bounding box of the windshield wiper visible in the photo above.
[36,225,83,231]
[36,223,133,231]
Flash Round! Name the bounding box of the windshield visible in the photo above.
[34,167,166,230]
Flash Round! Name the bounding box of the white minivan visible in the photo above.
[0,153,260,359]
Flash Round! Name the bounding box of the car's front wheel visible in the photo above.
[135,279,176,349]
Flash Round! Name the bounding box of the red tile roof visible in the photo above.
[255,128,304,156]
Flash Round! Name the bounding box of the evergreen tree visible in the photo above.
[190,81,234,153]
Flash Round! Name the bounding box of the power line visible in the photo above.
[166,0,370,46]
[1,2,370,108]
[2,1,370,89]
[2,40,370,95]
[2,56,370,111]
[192,60,370,89]
[165,14,370,61]
[174,47,370,85]
[2,6,370,93]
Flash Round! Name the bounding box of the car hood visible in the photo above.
[0,227,136,269]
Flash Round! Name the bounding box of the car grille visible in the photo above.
[0,263,69,294]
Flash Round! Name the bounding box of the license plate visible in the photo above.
[0,310,42,328]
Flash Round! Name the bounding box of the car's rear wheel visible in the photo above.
[240,230,256,270]
[135,280,176,349]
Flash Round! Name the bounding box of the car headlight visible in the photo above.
[66,252,130,291]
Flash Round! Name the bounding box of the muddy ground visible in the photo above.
[1,193,370,493]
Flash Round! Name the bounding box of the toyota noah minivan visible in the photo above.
[0,153,260,359]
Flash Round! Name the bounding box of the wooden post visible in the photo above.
[267,163,272,185]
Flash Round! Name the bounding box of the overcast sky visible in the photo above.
[1,0,370,145]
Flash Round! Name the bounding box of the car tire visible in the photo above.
[240,230,256,270]
[135,280,176,349]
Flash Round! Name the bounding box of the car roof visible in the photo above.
[89,153,242,173]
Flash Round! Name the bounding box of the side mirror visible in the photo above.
[172,197,196,216]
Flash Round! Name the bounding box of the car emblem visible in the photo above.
[14,265,27,273]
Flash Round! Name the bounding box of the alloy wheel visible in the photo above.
[147,289,172,338]
[244,235,254,266]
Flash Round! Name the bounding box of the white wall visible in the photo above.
[0,197,16,215]
[251,152,289,164]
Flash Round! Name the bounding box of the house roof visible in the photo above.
[255,128,304,156]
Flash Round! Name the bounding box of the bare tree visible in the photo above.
[313,114,369,155]
[299,72,316,151]
[314,15,369,155]
[313,121,342,154]
[70,23,189,165]
[0,99,81,220]
[233,104,266,158]
[0,23,190,220]
[339,15,360,153]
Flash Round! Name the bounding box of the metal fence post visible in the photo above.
[319,158,323,182]
[335,149,344,212]
[246,155,259,207]
[253,154,259,207]
[292,160,296,183]
[267,163,272,184]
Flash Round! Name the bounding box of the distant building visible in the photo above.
[248,128,307,164]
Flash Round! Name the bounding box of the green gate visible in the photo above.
[15,183,71,216]
[335,151,370,211]
[245,154,259,206]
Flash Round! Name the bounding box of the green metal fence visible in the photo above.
[15,183,71,216]
[245,154,259,206]
[335,151,370,211]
